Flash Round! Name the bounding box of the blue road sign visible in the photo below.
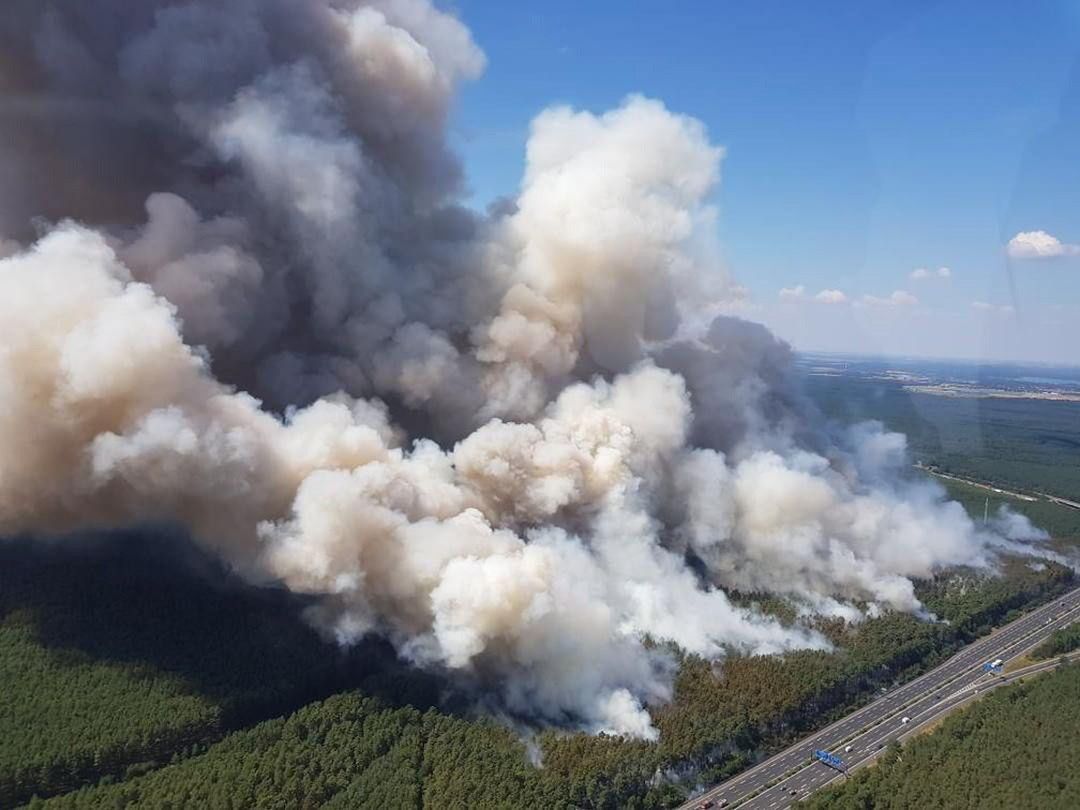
[814,750,845,769]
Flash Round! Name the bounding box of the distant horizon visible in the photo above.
[791,348,1080,371]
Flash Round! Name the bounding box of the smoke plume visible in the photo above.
[0,1,1051,737]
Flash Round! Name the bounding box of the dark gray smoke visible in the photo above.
[0,1,1051,737]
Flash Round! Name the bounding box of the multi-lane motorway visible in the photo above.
[681,586,1080,810]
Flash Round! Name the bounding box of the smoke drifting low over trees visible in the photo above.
[0,0,1053,736]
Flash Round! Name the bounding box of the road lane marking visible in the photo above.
[683,593,1080,809]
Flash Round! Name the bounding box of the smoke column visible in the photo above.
[0,1,1051,736]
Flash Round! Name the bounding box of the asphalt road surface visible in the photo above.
[798,653,1079,802]
[681,586,1080,810]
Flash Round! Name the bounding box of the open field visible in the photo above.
[799,357,1080,549]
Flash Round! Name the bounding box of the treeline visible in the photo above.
[802,374,1080,508]
[526,610,954,807]
[646,559,1072,791]
[481,559,1072,808]
[1031,622,1080,660]
[915,558,1074,638]
[935,477,1080,546]
[2,534,1071,809]
[31,692,558,809]
[0,535,441,808]
[798,662,1080,809]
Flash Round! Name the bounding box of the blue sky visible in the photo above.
[449,0,1080,364]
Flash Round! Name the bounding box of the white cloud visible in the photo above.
[971,300,1014,316]
[891,290,919,306]
[862,290,918,307]
[910,266,951,281]
[778,285,805,300]
[814,289,848,304]
[1006,230,1080,259]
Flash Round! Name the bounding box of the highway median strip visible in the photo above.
[680,589,1080,810]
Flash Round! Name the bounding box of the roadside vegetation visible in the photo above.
[798,662,1080,809]
[1031,622,1080,660]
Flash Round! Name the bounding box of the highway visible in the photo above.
[681,586,1080,810]
[803,653,1080,799]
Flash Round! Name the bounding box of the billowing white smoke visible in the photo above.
[0,0,1051,737]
